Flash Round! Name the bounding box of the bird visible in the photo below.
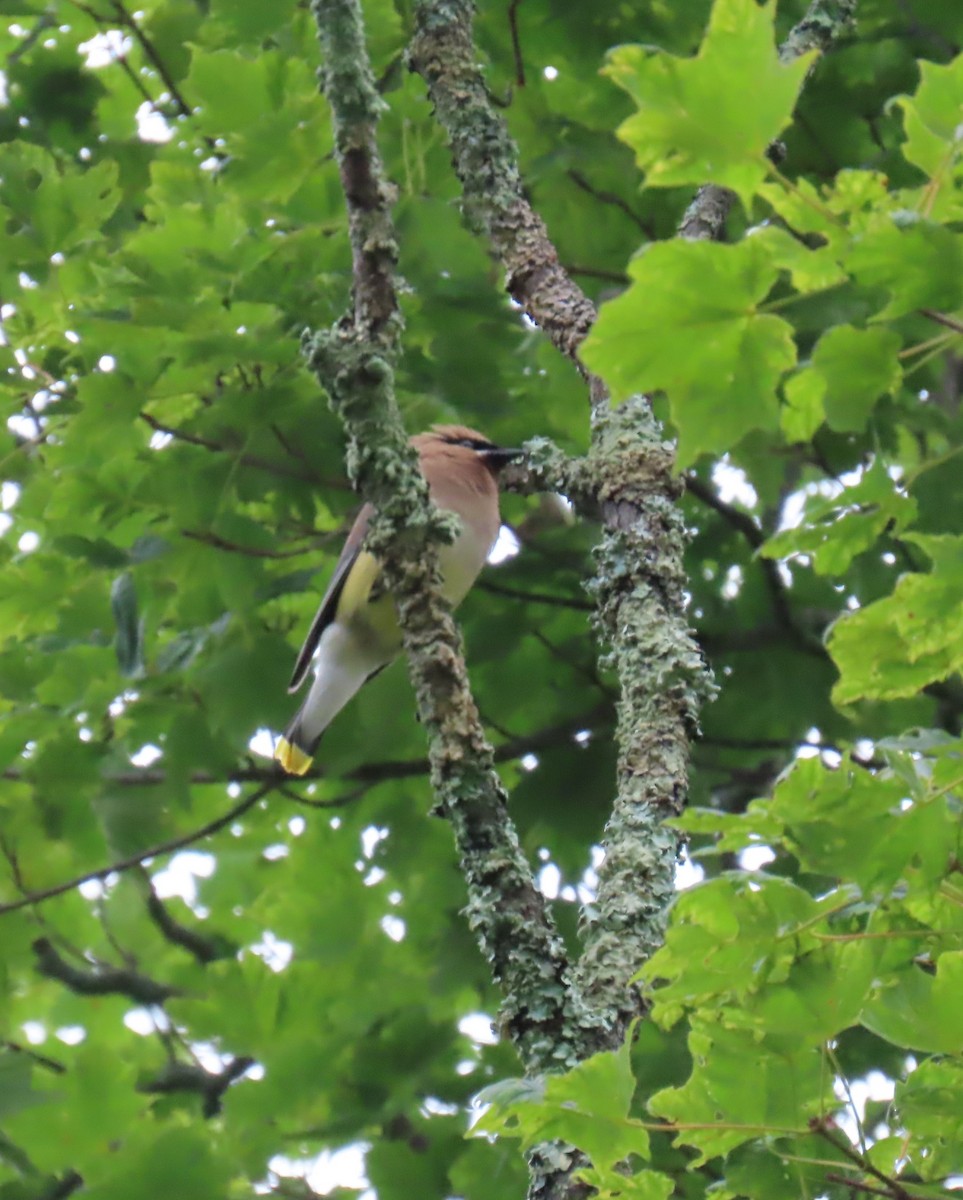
[274,425,521,775]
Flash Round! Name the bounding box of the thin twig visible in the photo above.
[919,308,963,336]
[0,781,276,917]
[821,1171,926,1200]
[507,0,525,87]
[109,0,193,117]
[182,529,315,560]
[139,412,329,484]
[566,169,651,234]
[32,937,178,1005]
[685,473,828,658]
[812,1119,917,1200]
[478,580,593,611]
[2,1040,67,1074]
[562,263,630,285]
[1,710,604,791]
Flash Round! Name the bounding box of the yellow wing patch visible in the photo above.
[334,550,381,621]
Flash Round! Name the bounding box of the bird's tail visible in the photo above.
[274,713,322,776]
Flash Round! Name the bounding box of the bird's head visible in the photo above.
[416,425,523,475]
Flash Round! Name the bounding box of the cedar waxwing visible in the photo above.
[275,426,521,775]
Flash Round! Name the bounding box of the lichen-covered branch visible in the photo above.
[307,0,605,1074]
[408,0,599,384]
[572,402,712,1028]
[780,0,857,61]
[410,0,711,1044]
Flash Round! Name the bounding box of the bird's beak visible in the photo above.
[478,446,524,468]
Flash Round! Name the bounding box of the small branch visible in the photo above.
[0,781,275,918]
[139,412,329,484]
[114,51,159,108]
[143,876,230,964]
[138,1054,255,1118]
[685,473,828,658]
[678,183,737,243]
[41,1172,84,1200]
[507,0,525,87]
[812,1119,917,1200]
[109,0,193,118]
[2,1039,67,1074]
[920,308,963,336]
[566,169,651,235]
[32,937,178,1005]
[181,529,315,560]
[780,0,857,60]
[409,1,602,390]
[478,580,593,611]
[1,712,600,793]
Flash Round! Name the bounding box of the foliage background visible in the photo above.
[0,0,961,1198]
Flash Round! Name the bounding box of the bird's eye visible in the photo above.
[457,438,492,450]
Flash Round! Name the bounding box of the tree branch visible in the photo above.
[306,0,603,1073]
[32,937,178,1005]
[813,1119,919,1200]
[0,781,276,918]
[408,2,602,391]
[138,411,333,485]
[142,875,233,965]
[109,0,193,118]
[138,1055,255,1118]
[1,711,603,792]
[411,0,713,1051]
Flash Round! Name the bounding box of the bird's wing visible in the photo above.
[287,503,376,693]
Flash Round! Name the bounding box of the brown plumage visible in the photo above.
[275,426,520,774]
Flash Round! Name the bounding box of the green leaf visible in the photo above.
[648,1022,829,1164]
[895,1057,963,1179]
[780,368,826,442]
[110,572,143,679]
[861,952,963,1054]
[80,1127,232,1200]
[830,534,963,703]
[760,458,916,575]
[849,215,963,319]
[475,1042,653,1187]
[765,754,955,894]
[0,1054,48,1122]
[810,324,902,432]
[893,55,963,222]
[582,237,795,465]
[606,0,813,207]
[638,875,822,1025]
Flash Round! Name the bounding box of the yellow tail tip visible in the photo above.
[275,737,313,776]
